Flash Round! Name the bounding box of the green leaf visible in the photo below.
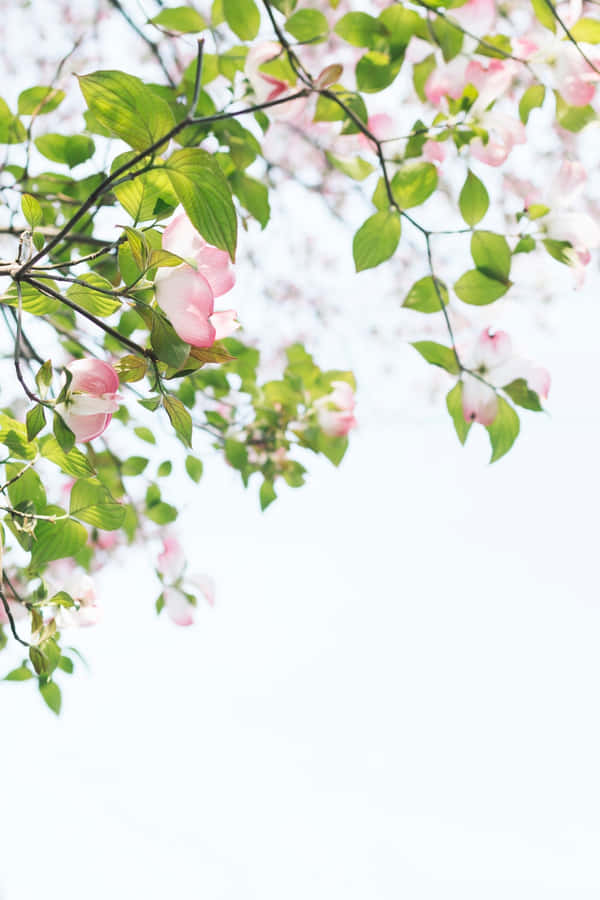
[502,378,543,411]
[286,8,328,42]
[403,276,449,314]
[454,269,510,305]
[163,394,192,447]
[514,235,536,254]
[225,438,248,470]
[0,413,38,460]
[26,405,46,442]
[259,479,277,510]
[18,86,65,115]
[134,426,156,444]
[39,435,95,478]
[30,506,88,570]
[77,70,176,151]
[145,501,178,524]
[39,680,62,715]
[2,280,60,316]
[114,355,148,383]
[163,149,237,259]
[390,162,438,209]
[151,313,191,369]
[446,382,471,445]
[570,17,600,42]
[230,171,270,228]
[111,151,178,223]
[185,455,204,482]
[69,478,126,529]
[353,210,401,272]
[149,6,207,32]
[0,98,26,144]
[53,413,75,454]
[555,92,596,132]
[470,231,511,281]
[121,456,149,476]
[4,665,34,682]
[459,169,489,226]
[34,134,95,168]
[157,460,172,477]
[412,340,459,374]
[334,11,383,47]
[66,274,122,317]
[519,84,545,124]
[326,152,374,181]
[21,193,43,229]
[430,15,463,61]
[223,0,260,39]
[531,0,556,31]
[6,463,46,510]
[543,238,571,264]
[356,51,403,93]
[413,55,436,102]
[486,396,520,462]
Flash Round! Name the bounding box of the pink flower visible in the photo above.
[157,533,215,626]
[155,212,238,348]
[157,535,185,582]
[49,561,101,629]
[162,213,235,297]
[461,330,550,426]
[245,42,306,121]
[315,381,357,437]
[423,139,446,166]
[58,358,120,443]
[556,43,600,107]
[450,0,496,35]
[470,111,526,166]
[425,58,468,107]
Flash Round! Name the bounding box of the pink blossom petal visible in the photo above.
[196,244,235,297]
[155,266,216,347]
[474,330,513,370]
[210,310,239,340]
[164,587,194,626]
[187,573,216,608]
[158,535,185,581]
[68,358,120,396]
[461,374,498,425]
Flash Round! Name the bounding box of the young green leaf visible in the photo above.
[412,341,459,374]
[353,210,401,272]
[459,170,489,226]
[486,396,520,462]
[403,276,449,314]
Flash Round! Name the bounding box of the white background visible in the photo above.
[1,292,599,898]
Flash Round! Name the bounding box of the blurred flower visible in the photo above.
[315,381,357,437]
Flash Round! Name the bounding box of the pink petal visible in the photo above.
[67,358,119,396]
[461,374,498,426]
[209,309,239,340]
[162,213,201,259]
[196,244,235,297]
[158,535,185,581]
[155,266,216,347]
[164,587,194,627]
[187,573,216,608]
[62,412,112,443]
[475,329,513,370]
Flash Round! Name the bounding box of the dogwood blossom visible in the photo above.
[157,534,215,626]
[155,212,239,348]
[314,381,357,437]
[57,358,120,443]
[461,330,550,426]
